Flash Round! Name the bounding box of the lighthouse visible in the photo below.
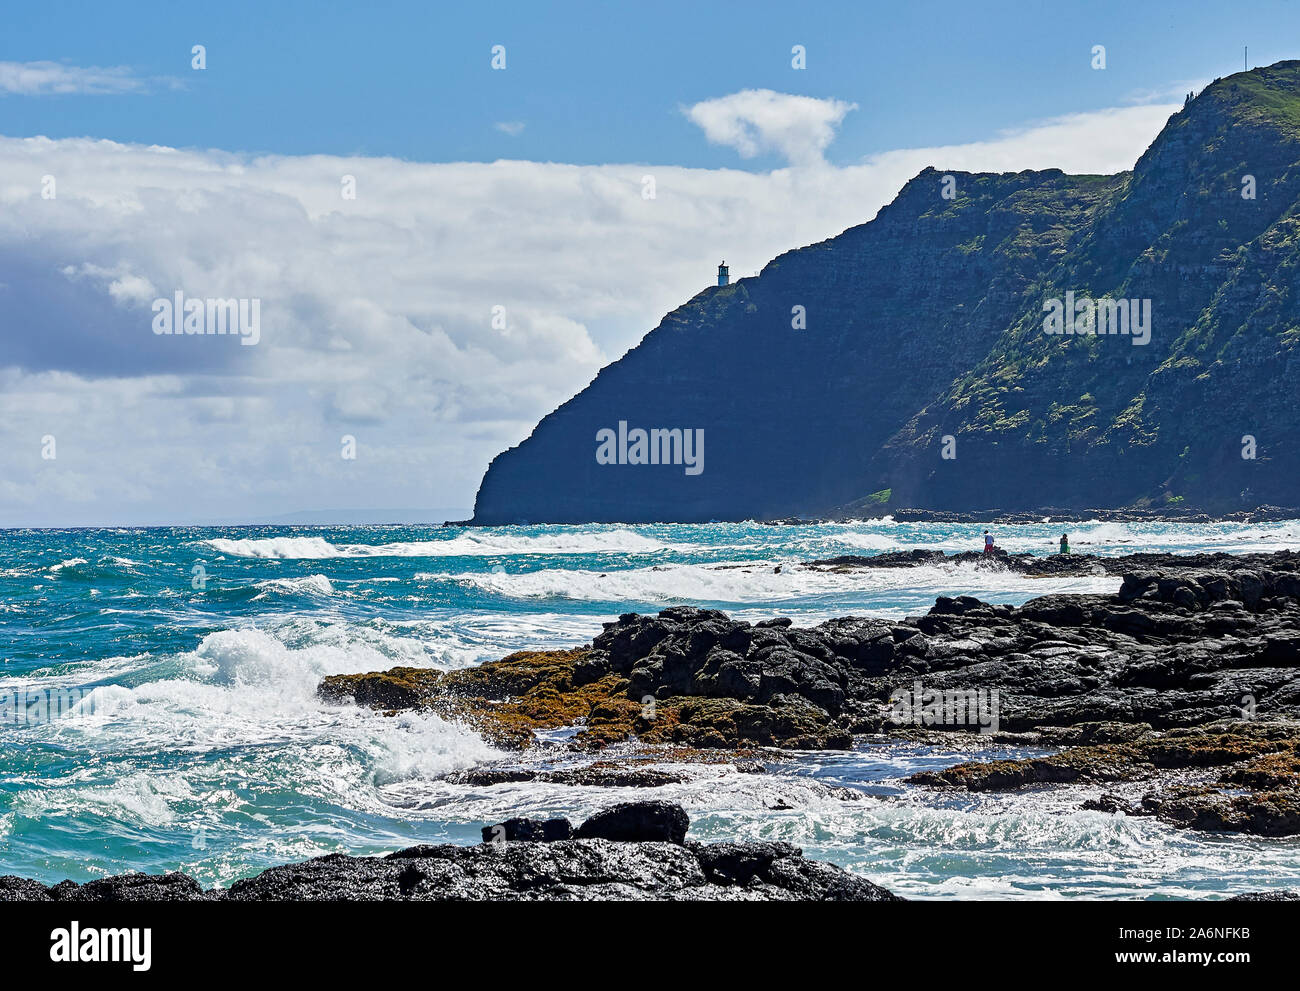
[717,261,729,287]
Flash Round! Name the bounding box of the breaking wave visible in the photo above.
[202,528,689,560]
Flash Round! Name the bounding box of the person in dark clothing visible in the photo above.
[1059,533,1070,554]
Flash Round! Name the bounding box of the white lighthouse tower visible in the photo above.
[717,261,729,286]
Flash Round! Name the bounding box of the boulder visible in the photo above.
[482,817,573,843]
[574,801,690,844]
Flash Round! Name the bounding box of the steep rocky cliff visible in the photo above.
[472,63,1300,523]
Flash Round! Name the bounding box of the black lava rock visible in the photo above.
[574,801,691,844]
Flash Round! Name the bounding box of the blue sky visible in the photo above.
[1,0,1288,169]
[0,1,1293,525]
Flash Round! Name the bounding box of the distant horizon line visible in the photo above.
[0,507,474,530]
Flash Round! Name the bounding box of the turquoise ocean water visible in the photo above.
[3,518,1299,899]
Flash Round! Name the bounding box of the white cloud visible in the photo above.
[494,121,526,136]
[862,104,1180,178]
[683,89,858,165]
[0,60,156,96]
[0,98,1177,524]
[61,262,157,306]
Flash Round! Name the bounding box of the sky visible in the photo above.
[0,0,1294,526]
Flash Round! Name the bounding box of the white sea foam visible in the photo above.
[203,536,342,559]
[201,528,689,559]
[267,612,599,671]
[433,561,1119,614]
[15,769,200,828]
[195,519,1300,564]
[396,744,1300,900]
[832,532,903,552]
[813,519,1300,556]
[265,614,484,671]
[7,625,501,835]
[251,574,336,598]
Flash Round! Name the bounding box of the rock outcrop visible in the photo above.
[912,722,1300,837]
[319,553,1300,834]
[321,555,1300,746]
[572,800,690,844]
[0,803,900,903]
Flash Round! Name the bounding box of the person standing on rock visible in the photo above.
[1059,533,1071,554]
[984,530,995,554]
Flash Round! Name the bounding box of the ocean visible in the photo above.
[3,518,1299,899]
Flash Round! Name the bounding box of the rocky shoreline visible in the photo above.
[0,802,899,902]
[318,549,1300,841]
[9,547,1300,901]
